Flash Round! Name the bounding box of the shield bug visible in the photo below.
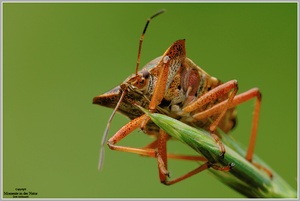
[93,10,272,185]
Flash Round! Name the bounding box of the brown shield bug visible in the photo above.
[93,10,271,185]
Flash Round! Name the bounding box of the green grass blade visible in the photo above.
[141,109,296,198]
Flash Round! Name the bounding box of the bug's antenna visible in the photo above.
[135,9,166,75]
[98,90,126,170]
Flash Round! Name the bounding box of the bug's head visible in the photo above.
[93,67,150,106]
[124,69,150,93]
[93,81,146,120]
[94,9,165,113]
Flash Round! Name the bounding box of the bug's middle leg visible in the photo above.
[182,80,239,156]
[156,129,233,185]
[143,136,207,162]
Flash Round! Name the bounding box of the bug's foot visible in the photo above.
[211,133,226,158]
[229,162,235,169]
[210,162,234,172]
[156,152,170,177]
[219,152,225,159]
[159,166,170,178]
[251,161,273,179]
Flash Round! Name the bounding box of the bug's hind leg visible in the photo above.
[191,88,272,178]
[162,161,234,186]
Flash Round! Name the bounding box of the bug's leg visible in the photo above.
[157,129,215,185]
[157,128,199,184]
[142,134,171,149]
[138,130,208,184]
[191,88,272,177]
[148,60,170,112]
[252,162,273,177]
[182,80,239,156]
[232,88,261,163]
[162,162,233,186]
[107,114,170,175]
[107,114,156,157]
[163,162,210,185]
[140,57,172,130]
[147,40,186,114]
[143,138,207,161]
[142,138,159,149]
[167,154,207,161]
[157,129,170,179]
[192,88,259,161]
[138,41,186,179]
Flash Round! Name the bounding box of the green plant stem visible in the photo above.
[141,109,296,198]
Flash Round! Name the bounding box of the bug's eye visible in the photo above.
[142,70,150,79]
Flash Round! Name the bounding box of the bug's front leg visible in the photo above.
[107,114,153,156]
[140,56,171,132]
[106,114,169,176]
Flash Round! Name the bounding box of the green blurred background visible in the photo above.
[3,2,297,198]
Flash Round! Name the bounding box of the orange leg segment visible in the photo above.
[192,87,261,162]
[188,87,271,177]
[142,134,207,162]
[149,61,170,112]
[107,114,156,158]
[107,114,171,180]
[157,129,169,179]
[162,162,233,185]
[163,162,210,185]
[107,114,227,185]
[183,80,239,156]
